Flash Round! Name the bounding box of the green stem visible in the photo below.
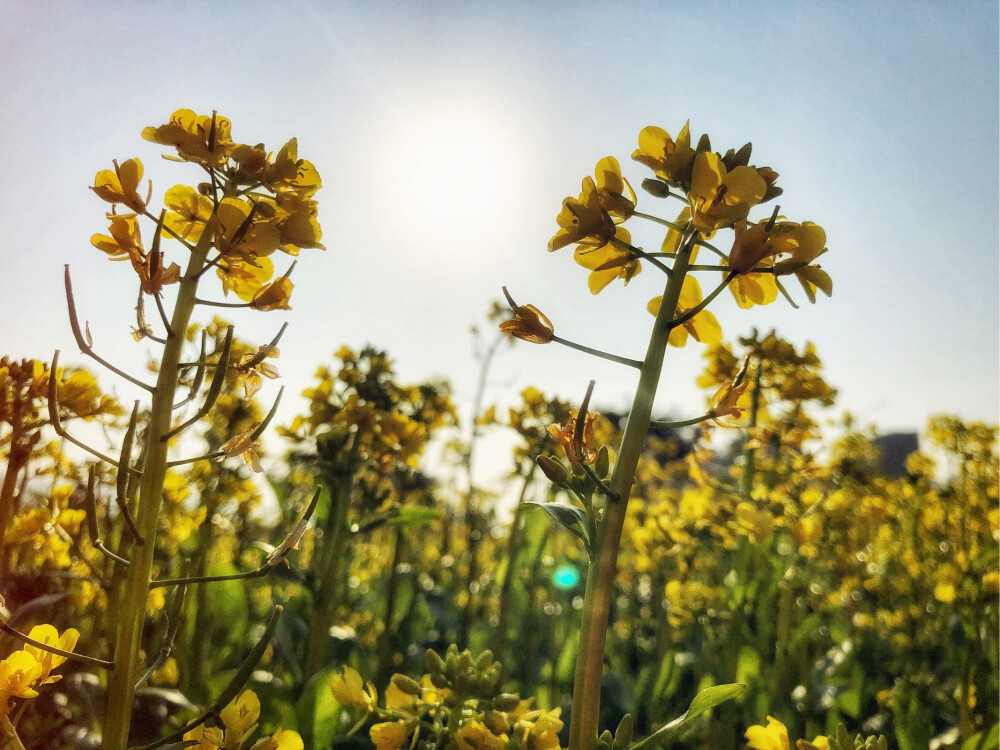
[567,233,696,750]
[739,356,764,502]
[551,336,642,369]
[101,225,215,750]
[305,479,352,679]
[632,211,685,232]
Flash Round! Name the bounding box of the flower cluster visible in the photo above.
[90,109,324,311]
[329,647,564,750]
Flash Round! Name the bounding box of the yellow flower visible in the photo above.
[370,721,410,750]
[250,729,304,750]
[215,197,282,262]
[329,666,377,711]
[219,428,263,473]
[0,650,43,712]
[23,624,80,685]
[745,716,791,750]
[934,582,957,603]
[728,266,778,308]
[593,156,635,221]
[548,176,617,252]
[708,378,750,427]
[184,724,223,750]
[647,276,722,348]
[689,152,766,235]
[548,411,598,470]
[220,689,261,746]
[91,214,144,260]
[632,122,697,187]
[142,108,234,166]
[573,227,641,294]
[218,256,275,301]
[163,184,214,241]
[771,222,831,303]
[251,277,294,311]
[91,158,148,213]
[456,720,507,750]
[500,304,555,344]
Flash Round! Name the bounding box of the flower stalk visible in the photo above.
[567,230,696,750]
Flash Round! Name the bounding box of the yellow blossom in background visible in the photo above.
[220,689,261,747]
[330,666,377,711]
[456,720,507,750]
[370,721,410,750]
[746,716,791,750]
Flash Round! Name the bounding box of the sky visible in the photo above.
[1,1,997,480]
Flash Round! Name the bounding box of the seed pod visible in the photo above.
[391,674,423,696]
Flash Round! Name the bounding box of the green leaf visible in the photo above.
[962,723,999,750]
[388,506,440,528]
[632,683,747,750]
[523,501,590,551]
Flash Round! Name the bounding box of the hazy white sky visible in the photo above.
[1,1,997,462]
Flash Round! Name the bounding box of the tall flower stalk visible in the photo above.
[54,109,324,750]
[501,123,831,750]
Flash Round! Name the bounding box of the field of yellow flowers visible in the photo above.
[1,110,996,750]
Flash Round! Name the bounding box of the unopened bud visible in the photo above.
[595,445,610,479]
[614,713,634,750]
[640,178,671,199]
[430,673,451,689]
[426,649,446,675]
[482,711,509,735]
[537,455,569,485]
[493,693,521,712]
[391,674,423,696]
[476,650,494,671]
[599,730,614,750]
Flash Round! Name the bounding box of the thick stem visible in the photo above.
[0,417,27,574]
[305,479,351,679]
[567,235,695,750]
[377,525,404,684]
[101,229,214,750]
[493,456,540,665]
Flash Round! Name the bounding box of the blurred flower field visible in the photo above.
[0,109,996,750]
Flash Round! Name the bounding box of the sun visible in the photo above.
[374,105,521,264]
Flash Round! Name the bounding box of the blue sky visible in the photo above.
[2,1,997,460]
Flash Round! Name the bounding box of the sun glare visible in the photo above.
[376,106,519,265]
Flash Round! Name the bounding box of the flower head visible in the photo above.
[632,122,698,187]
[573,227,641,294]
[548,177,617,252]
[142,108,234,167]
[0,650,43,713]
[689,152,766,235]
[647,276,722,348]
[330,666,377,711]
[23,624,80,685]
[91,158,148,213]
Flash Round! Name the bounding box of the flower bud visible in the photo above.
[475,650,494,671]
[493,693,521,712]
[391,674,423,696]
[537,455,569,485]
[599,730,615,750]
[614,713,634,750]
[426,648,447,675]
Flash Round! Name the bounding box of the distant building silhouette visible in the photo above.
[873,432,919,477]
